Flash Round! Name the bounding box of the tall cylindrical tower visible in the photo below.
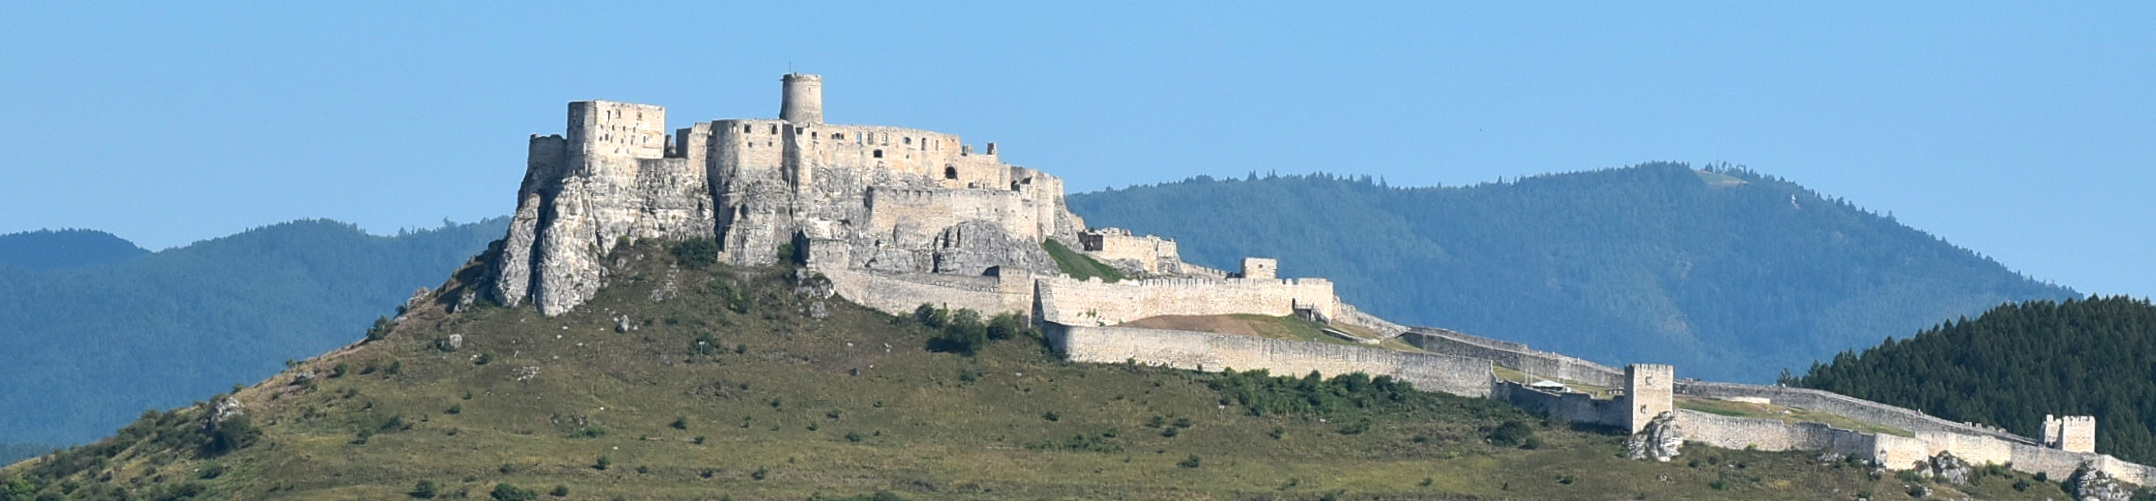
[780,73,824,124]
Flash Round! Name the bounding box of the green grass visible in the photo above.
[1677,397,1913,437]
[1042,238,1125,282]
[0,242,2073,500]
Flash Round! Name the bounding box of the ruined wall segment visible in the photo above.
[1625,364,1674,434]
[1046,323,1492,397]
[2044,414,2097,453]
[1400,327,1623,387]
[1035,276,1341,326]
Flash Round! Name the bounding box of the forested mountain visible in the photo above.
[0,218,506,446]
[1068,163,2074,382]
[1795,296,2156,463]
[0,229,148,270]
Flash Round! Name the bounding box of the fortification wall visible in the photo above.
[817,266,1032,317]
[1495,381,1626,427]
[1400,328,1622,388]
[1673,381,2033,444]
[1079,228,1181,274]
[865,186,1044,248]
[568,101,667,159]
[1036,276,1340,326]
[1675,409,1880,458]
[1046,324,1493,397]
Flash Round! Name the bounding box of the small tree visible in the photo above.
[489,483,537,501]
[409,480,438,499]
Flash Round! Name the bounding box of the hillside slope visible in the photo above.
[1796,296,2156,464]
[1067,163,2074,382]
[0,243,2075,500]
[0,229,148,270]
[0,218,507,446]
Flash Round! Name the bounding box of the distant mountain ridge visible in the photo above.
[0,218,508,446]
[0,229,148,270]
[1067,163,2075,382]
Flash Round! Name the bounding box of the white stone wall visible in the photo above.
[1036,276,1341,326]
[1674,409,1879,458]
[817,266,1033,317]
[1046,323,1493,397]
[1400,328,1623,388]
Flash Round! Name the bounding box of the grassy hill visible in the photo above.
[1067,163,2075,382]
[0,218,507,447]
[0,243,2078,500]
[1795,296,2156,464]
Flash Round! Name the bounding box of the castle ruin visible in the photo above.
[479,73,2151,487]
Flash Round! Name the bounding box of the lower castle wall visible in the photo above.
[818,266,1032,317]
[1673,381,2032,444]
[1402,328,1623,388]
[1045,323,1492,398]
[1674,409,1879,458]
[1036,276,1341,326]
[1495,381,1626,427]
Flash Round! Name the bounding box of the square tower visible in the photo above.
[2043,414,2097,453]
[1240,257,1278,280]
[1625,364,1675,434]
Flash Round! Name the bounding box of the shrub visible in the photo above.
[593,456,611,470]
[986,312,1034,340]
[1487,420,1535,447]
[549,485,569,497]
[409,479,438,499]
[490,483,538,501]
[1178,454,1203,468]
[671,417,689,430]
[366,316,394,342]
[203,415,261,456]
[670,239,720,269]
[1042,411,1060,422]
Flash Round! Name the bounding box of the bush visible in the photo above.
[366,316,394,342]
[549,485,569,497]
[925,307,990,355]
[203,415,261,456]
[593,456,611,470]
[410,480,438,499]
[670,239,720,269]
[987,312,1034,340]
[1178,454,1203,468]
[490,483,538,501]
[1487,420,1535,447]
[671,417,689,430]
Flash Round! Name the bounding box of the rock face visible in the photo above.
[1625,411,1685,461]
[486,75,1084,316]
[1920,451,1973,485]
[2070,466,2133,501]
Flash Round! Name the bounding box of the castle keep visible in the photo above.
[482,74,2150,487]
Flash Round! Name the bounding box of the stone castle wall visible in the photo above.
[1673,381,2032,444]
[1400,327,1623,388]
[1079,228,1181,274]
[816,266,1033,317]
[1494,381,1628,428]
[1045,323,1493,397]
[1035,276,1340,326]
[1674,409,1881,459]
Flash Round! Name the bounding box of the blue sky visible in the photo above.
[1,2,2149,298]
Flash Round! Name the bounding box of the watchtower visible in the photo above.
[2043,414,2096,453]
[1240,257,1278,280]
[780,73,824,124]
[1625,364,1674,434]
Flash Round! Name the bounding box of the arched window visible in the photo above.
[944,166,958,180]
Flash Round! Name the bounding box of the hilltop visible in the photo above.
[0,229,148,270]
[1068,164,2075,382]
[0,244,2076,500]
[1797,296,2156,464]
[0,218,507,446]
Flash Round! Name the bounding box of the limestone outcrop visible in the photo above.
[1624,411,1685,462]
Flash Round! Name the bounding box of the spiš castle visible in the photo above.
[478,73,2153,487]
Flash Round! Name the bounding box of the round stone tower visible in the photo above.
[780,73,824,124]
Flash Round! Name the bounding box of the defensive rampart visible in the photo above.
[1673,381,2031,444]
[1494,381,1627,428]
[1674,409,1881,459]
[1036,276,1340,326]
[1400,327,1623,388]
[1044,323,1493,397]
[817,267,1032,317]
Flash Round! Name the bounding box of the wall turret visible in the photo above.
[780,73,824,124]
[1625,364,1674,434]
